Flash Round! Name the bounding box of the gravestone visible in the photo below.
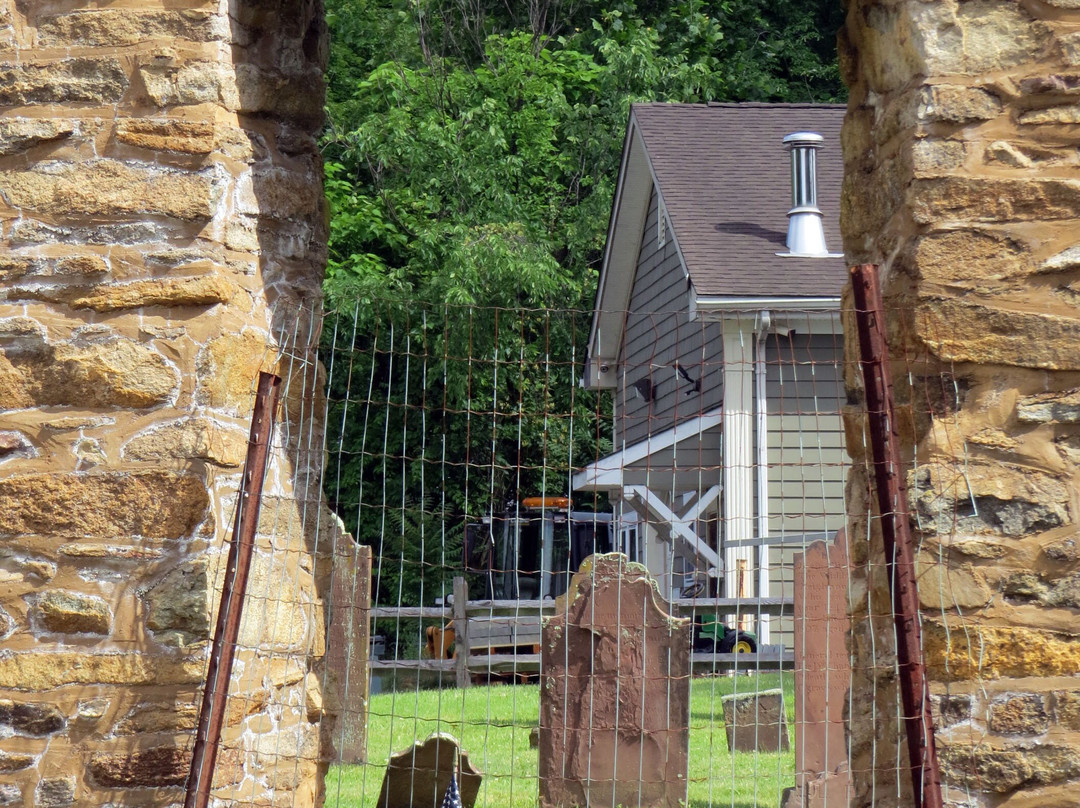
[327,543,372,763]
[539,553,691,808]
[790,531,850,807]
[721,689,790,753]
[377,733,482,808]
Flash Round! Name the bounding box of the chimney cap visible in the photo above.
[783,132,824,147]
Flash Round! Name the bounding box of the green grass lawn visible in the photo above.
[325,673,795,808]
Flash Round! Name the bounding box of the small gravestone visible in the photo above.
[721,689,790,752]
[539,553,691,808]
[377,733,482,808]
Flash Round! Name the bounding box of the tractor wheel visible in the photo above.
[733,635,757,654]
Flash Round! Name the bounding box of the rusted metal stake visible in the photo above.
[184,371,282,808]
[850,264,943,808]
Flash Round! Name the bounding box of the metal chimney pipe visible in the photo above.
[782,132,830,256]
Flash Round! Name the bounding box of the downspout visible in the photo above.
[755,312,771,645]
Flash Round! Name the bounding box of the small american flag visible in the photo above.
[440,774,463,808]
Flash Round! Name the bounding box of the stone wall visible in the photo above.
[0,1,336,806]
[841,1,1080,806]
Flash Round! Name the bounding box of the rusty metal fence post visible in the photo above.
[850,264,943,808]
[184,371,282,808]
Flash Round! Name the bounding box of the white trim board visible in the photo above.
[572,407,724,491]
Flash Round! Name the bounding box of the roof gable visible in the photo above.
[585,102,847,388]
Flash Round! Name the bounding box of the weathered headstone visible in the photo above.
[539,553,690,808]
[327,543,372,763]
[721,689,790,753]
[377,733,482,808]
[791,531,851,807]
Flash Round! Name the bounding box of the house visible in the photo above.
[573,103,848,646]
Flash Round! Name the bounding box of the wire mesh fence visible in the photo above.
[198,293,1001,808]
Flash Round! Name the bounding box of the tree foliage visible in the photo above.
[320,0,845,607]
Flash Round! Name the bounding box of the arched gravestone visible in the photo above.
[538,554,691,808]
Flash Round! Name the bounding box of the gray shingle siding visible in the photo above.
[616,186,723,451]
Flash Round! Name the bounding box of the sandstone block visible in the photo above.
[990,694,1050,735]
[1017,389,1080,423]
[916,556,990,610]
[930,2,1046,77]
[912,461,1069,538]
[912,177,1080,224]
[0,120,74,156]
[34,778,74,808]
[58,543,162,560]
[115,702,198,735]
[1053,690,1080,730]
[1019,105,1080,125]
[245,166,324,220]
[1044,536,1080,563]
[906,230,1029,284]
[123,418,247,466]
[89,746,190,787]
[939,740,1080,792]
[915,297,1080,371]
[66,274,238,311]
[911,139,968,174]
[985,141,1034,168]
[75,698,108,722]
[115,118,215,154]
[931,694,971,729]
[0,699,65,735]
[0,471,208,539]
[0,750,33,772]
[144,559,209,638]
[923,622,1080,681]
[238,553,322,652]
[0,431,34,462]
[1005,571,1080,609]
[232,63,326,125]
[377,734,481,808]
[0,59,127,106]
[0,651,204,690]
[951,539,1007,559]
[197,330,268,414]
[0,160,215,222]
[1,335,178,409]
[854,2,1044,91]
[721,689,790,752]
[139,59,224,107]
[36,9,225,48]
[917,85,1001,123]
[37,590,110,634]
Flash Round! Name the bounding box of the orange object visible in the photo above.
[520,496,571,510]
[425,623,456,659]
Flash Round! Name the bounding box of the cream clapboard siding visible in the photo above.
[766,330,846,646]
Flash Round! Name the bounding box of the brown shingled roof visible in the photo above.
[631,102,846,298]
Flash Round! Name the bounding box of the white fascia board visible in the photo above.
[585,110,694,389]
[695,296,841,312]
[572,407,724,491]
[585,120,645,389]
[694,295,842,334]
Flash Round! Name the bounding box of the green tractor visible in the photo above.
[692,614,758,654]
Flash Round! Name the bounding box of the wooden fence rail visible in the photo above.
[367,577,795,685]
